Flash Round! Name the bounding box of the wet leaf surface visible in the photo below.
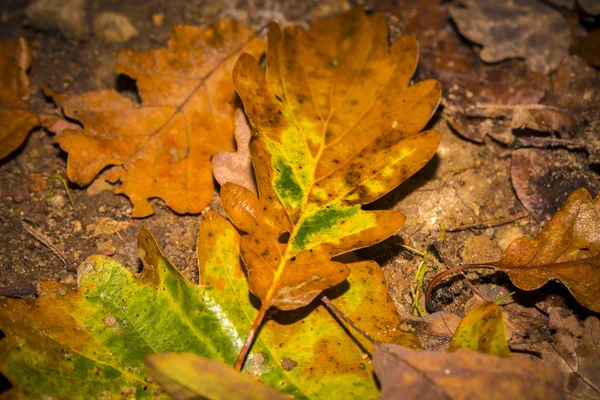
[47,21,264,217]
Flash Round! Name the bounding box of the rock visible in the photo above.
[460,235,502,264]
[25,0,89,40]
[94,12,138,44]
[47,194,66,208]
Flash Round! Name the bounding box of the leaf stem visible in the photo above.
[234,300,270,371]
[321,295,379,345]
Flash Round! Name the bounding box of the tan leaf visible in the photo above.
[212,108,257,194]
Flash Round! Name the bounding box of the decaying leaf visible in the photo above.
[0,38,39,160]
[145,355,289,400]
[374,344,564,400]
[511,149,600,224]
[571,29,600,67]
[212,108,257,194]
[222,8,441,330]
[449,302,511,358]
[449,0,570,74]
[48,21,264,217]
[546,308,600,398]
[0,210,416,399]
[482,188,600,312]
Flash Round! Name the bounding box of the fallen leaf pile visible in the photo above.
[0,38,39,159]
[3,2,600,400]
[48,21,264,217]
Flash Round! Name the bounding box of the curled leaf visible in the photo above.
[49,21,264,217]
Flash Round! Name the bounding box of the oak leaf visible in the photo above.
[0,38,39,160]
[222,8,441,363]
[428,188,600,313]
[487,187,600,312]
[374,344,564,400]
[0,211,416,399]
[49,21,264,217]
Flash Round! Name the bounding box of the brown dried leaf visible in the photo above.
[449,0,570,74]
[48,22,264,217]
[548,308,600,398]
[212,108,257,194]
[0,38,39,160]
[571,29,600,67]
[511,149,600,224]
[487,187,600,312]
[374,344,564,400]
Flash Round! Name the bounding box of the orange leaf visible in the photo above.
[223,8,441,368]
[49,22,264,217]
[0,38,39,160]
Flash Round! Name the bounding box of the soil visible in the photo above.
[1,0,599,396]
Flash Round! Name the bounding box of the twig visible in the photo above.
[445,212,530,232]
[21,220,77,273]
[513,136,586,151]
[399,244,425,257]
[321,295,379,345]
[0,283,36,298]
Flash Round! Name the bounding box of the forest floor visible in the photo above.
[1,0,599,395]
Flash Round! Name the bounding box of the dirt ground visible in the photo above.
[1,0,599,395]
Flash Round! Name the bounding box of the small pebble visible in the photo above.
[47,194,66,208]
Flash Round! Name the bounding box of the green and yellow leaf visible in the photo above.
[222,7,442,316]
[145,355,289,400]
[0,211,417,399]
[449,302,512,358]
